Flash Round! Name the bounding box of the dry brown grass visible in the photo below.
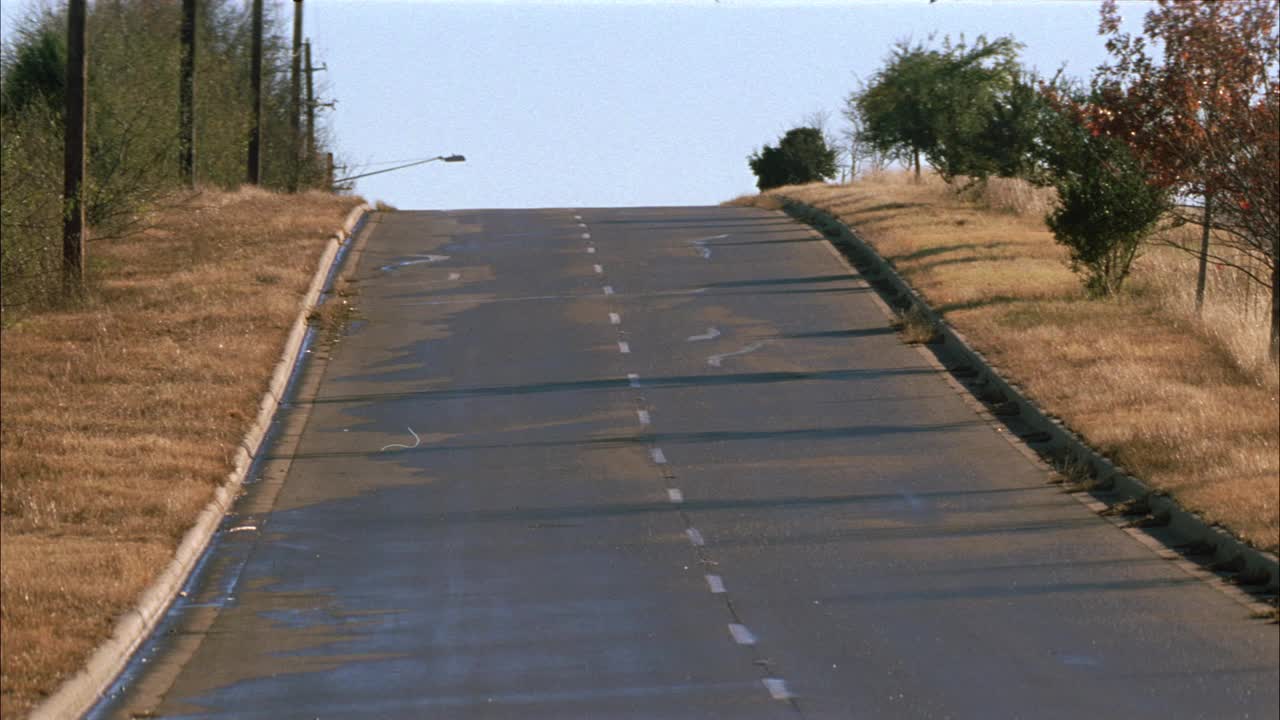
[0,187,363,717]
[731,173,1279,556]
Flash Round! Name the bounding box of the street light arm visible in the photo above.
[334,154,465,183]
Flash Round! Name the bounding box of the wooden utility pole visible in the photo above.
[289,0,303,192]
[62,0,88,294]
[179,0,197,187]
[247,0,263,185]
[304,40,316,162]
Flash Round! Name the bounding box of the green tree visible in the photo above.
[849,35,1022,182]
[1038,86,1170,297]
[0,0,335,314]
[748,127,837,191]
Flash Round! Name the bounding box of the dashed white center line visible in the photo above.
[574,215,583,221]
[578,222,588,228]
[448,272,461,280]
[636,409,650,425]
[705,574,726,594]
[667,488,684,503]
[762,678,792,700]
[627,373,641,388]
[650,448,667,464]
[609,312,621,325]
[582,233,592,240]
[593,264,604,274]
[686,528,705,546]
[603,285,614,295]
[618,341,631,354]
[586,246,596,254]
[728,624,757,645]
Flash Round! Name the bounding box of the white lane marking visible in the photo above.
[448,272,461,280]
[636,409,650,425]
[762,678,792,700]
[627,373,641,388]
[609,312,622,325]
[650,448,667,464]
[593,264,604,274]
[728,624,757,645]
[689,234,727,260]
[603,285,614,295]
[686,327,721,342]
[574,215,583,221]
[587,246,597,254]
[667,488,683,503]
[380,426,421,452]
[708,341,769,368]
[228,525,258,533]
[686,528,705,546]
[618,341,631,354]
[578,222,588,228]
[379,254,451,271]
[582,233,592,240]
[705,574,726,594]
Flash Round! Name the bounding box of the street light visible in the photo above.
[333,154,465,183]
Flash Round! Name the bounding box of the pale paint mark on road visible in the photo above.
[618,341,631,354]
[587,246,597,254]
[627,373,641,388]
[603,286,614,296]
[667,488,683,503]
[687,327,721,342]
[708,341,769,367]
[728,624,757,645]
[448,272,461,281]
[636,409,650,425]
[593,264,604,274]
[582,233,592,240]
[762,678,793,700]
[379,254,450,272]
[689,234,727,260]
[650,448,667,464]
[609,312,622,325]
[380,426,421,452]
[705,575,726,594]
[686,528,705,546]
[573,215,583,221]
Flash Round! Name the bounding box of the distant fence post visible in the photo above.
[179,0,197,187]
[248,0,263,185]
[289,0,303,192]
[62,0,88,295]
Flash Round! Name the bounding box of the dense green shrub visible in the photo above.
[748,127,838,191]
[0,0,331,314]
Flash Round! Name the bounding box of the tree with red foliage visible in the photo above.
[1092,0,1279,359]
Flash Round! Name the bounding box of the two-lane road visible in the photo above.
[98,207,1278,719]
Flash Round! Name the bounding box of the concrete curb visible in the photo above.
[28,202,374,720]
[778,197,1279,594]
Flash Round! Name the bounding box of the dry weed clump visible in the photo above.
[730,173,1278,556]
[0,187,363,717]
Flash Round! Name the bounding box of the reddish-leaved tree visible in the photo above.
[1092,0,1279,359]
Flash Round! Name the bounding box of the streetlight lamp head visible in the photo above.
[443,154,466,162]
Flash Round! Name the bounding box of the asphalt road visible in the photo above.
[97,206,1278,719]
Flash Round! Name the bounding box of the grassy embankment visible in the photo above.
[0,188,364,717]
[729,173,1278,557]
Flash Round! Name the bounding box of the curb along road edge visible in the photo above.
[28,202,374,720]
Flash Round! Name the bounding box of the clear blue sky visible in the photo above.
[2,0,1153,210]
